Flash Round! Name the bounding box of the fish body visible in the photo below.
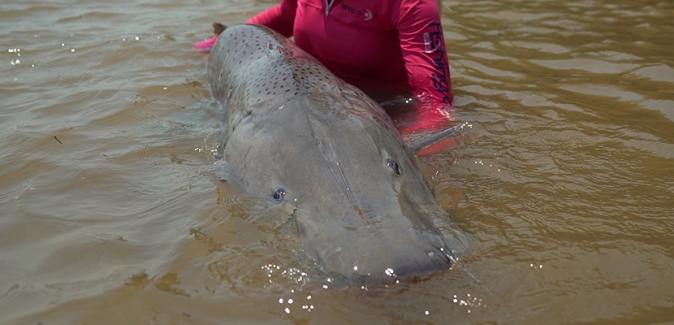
[207,24,465,283]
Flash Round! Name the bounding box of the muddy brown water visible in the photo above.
[1,0,673,324]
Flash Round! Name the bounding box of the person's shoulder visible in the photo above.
[391,0,441,24]
[395,0,439,7]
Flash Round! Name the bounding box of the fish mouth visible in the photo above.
[316,244,454,286]
[303,222,455,285]
[288,170,462,285]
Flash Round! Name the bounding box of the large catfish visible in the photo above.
[207,24,466,284]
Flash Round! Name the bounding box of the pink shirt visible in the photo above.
[245,0,453,106]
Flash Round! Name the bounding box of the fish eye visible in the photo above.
[386,158,401,175]
[272,188,286,201]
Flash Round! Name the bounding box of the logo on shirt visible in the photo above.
[425,22,451,104]
[340,2,372,21]
[364,9,372,21]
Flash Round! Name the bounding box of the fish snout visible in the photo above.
[317,229,454,284]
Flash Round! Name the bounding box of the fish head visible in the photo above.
[226,94,465,284]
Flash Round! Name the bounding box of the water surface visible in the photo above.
[1,0,673,324]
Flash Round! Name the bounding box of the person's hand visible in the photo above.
[398,100,454,135]
[195,23,227,52]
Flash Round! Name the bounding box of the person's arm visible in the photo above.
[394,0,453,108]
[245,0,298,37]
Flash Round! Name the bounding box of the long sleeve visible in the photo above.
[245,0,298,37]
[394,0,453,107]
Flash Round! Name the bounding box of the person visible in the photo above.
[196,0,454,131]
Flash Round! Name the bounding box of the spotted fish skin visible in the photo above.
[208,24,395,146]
[207,24,465,284]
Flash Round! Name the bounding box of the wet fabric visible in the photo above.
[246,0,453,106]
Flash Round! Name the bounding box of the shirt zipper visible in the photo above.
[325,0,334,16]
